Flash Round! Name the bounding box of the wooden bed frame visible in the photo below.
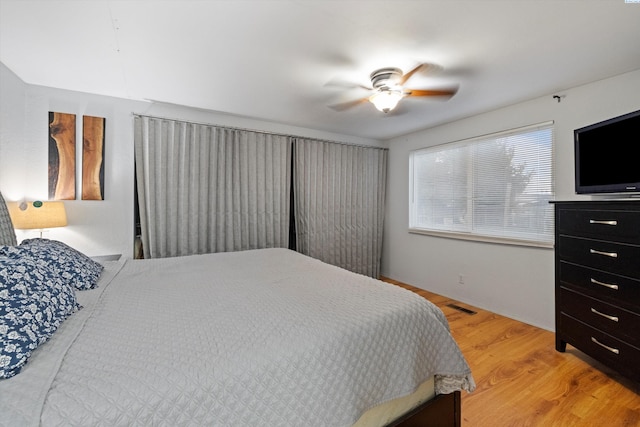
[390,391,461,427]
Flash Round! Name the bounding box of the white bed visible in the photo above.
[0,198,474,426]
[1,249,475,426]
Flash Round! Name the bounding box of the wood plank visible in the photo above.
[48,112,76,200]
[82,115,105,200]
[381,277,640,427]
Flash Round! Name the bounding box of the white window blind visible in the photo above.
[409,122,554,247]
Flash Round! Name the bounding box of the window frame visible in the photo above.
[408,121,555,248]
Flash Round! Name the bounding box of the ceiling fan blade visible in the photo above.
[399,63,445,86]
[404,87,458,98]
[328,97,369,111]
[399,64,429,86]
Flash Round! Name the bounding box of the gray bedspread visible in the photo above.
[0,248,474,426]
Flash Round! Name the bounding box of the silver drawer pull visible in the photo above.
[590,308,619,322]
[589,219,618,226]
[590,278,619,290]
[591,337,620,354]
[590,249,618,258]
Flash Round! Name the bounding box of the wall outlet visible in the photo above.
[458,274,465,285]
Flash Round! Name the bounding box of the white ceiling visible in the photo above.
[1,0,639,140]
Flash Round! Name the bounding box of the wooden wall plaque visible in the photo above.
[48,112,76,200]
[82,115,105,200]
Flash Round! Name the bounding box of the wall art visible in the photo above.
[48,112,76,200]
[82,115,106,200]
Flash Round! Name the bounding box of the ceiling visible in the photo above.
[1,1,639,141]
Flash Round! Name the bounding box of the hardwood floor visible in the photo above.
[381,277,640,427]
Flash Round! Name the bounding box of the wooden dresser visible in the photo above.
[553,200,640,382]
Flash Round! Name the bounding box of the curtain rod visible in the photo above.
[132,112,388,152]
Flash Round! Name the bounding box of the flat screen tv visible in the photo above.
[574,109,640,194]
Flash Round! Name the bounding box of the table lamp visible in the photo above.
[7,200,68,238]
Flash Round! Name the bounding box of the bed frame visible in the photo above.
[390,391,460,427]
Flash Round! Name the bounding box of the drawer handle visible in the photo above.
[590,307,619,322]
[589,219,618,226]
[590,249,618,258]
[590,278,619,290]
[591,337,620,355]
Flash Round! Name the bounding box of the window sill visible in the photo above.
[408,228,554,249]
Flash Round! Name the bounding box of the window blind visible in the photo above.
[410,122,554,247]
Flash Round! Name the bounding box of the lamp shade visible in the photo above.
[7,201,68,230]
[369,90,403,113]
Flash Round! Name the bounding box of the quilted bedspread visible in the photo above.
[0,248,474,427]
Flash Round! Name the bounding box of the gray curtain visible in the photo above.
[134,115,290,258]
[294,138,388,278]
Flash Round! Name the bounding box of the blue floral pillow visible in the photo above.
[19,239,104,290]
[0,248,80,379]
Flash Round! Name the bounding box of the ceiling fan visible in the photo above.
[328,63,458,113]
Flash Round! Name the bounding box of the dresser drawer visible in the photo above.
[558,314,640,382]
[557,236,640,278]
[559,261,640,312]
[558,208,640,244]
[559,287,640,347]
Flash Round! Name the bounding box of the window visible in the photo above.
[409,122,554,247]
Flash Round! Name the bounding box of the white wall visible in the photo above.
[0,62,380,258]
[0,63,28,201]
[381,69,640,331]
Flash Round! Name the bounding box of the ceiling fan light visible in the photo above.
[369,90,403,113]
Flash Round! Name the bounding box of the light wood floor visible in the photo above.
[381,277,640,427]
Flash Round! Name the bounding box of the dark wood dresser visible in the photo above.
[553,200,640,382]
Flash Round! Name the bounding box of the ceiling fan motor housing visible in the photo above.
[370,67,402,89]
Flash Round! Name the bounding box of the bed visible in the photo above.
[0,194,474,427]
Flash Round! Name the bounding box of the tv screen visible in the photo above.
[574,109,640,194]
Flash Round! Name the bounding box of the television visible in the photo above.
[574,109,640,195]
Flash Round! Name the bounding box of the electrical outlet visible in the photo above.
[458,274,465,285]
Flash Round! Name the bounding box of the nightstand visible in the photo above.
[91,254,122,262]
